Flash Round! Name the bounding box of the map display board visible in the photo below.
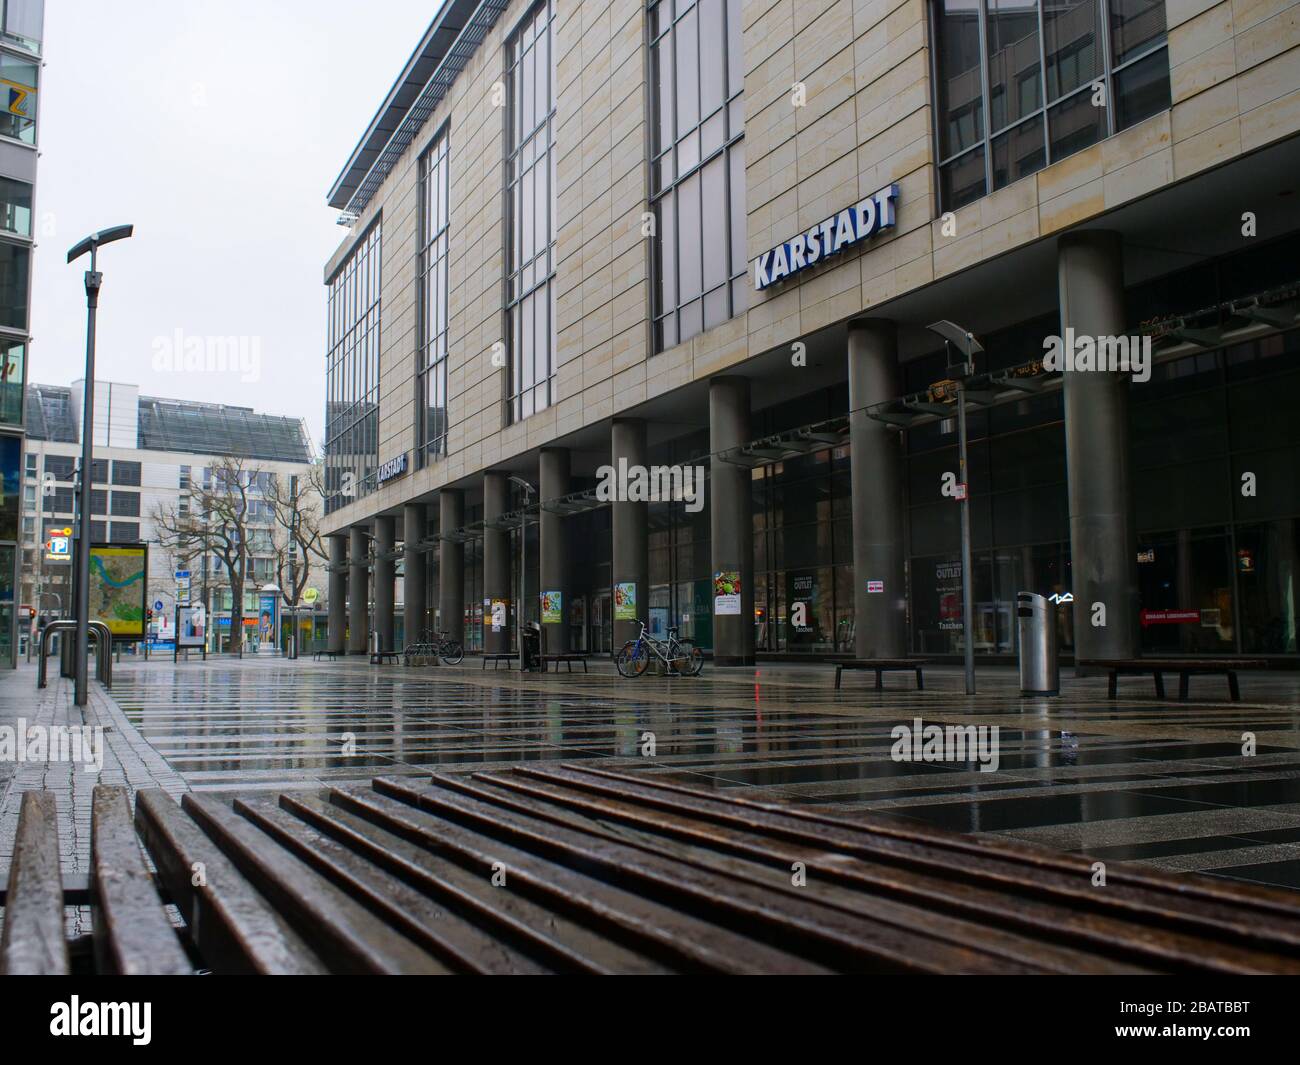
[89,543,148,639]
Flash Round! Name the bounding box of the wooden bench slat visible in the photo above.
[0,792,69,976]
[526,765,1300,972]
[233,795,550,974]
[181,794,448,975]
[440,769,1131,974]
[352,780,829,973]
[289,791,667,974]
[133,789,327,975]
[408,773,1032,974]
[91,786,192,976]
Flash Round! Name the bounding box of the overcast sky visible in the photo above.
[30,0,441,451]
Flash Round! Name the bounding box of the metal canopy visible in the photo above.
[328,0,510,221]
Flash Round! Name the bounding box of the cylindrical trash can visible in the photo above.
[1017,592,1059,695]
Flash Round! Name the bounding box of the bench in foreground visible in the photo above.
[5,768,1300,974]
[1078,657,1268,702]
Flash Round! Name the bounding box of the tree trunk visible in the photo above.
[229,575,244,654]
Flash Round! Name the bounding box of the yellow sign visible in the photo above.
[0,78,33,118]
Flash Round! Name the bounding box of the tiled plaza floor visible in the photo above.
[6,654,1300,894]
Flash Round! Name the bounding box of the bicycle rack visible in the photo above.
[38,620,113,690]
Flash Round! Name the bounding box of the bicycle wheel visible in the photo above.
[616,640,649,677]
[677,640,704,676]
[440,640,464,665]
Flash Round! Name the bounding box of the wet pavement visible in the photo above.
[74,653,1300,894]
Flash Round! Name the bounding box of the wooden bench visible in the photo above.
[834,658,930,691]
[482,652,516,670]
[369,650,401,665]
[541,653,589,674]
[7,771,1300,973]
[1078,657,1269,702]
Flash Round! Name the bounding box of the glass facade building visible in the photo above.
[324,221,381,515]
[0,0,40,666]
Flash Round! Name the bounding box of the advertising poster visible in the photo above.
[614,582,636,621]
[714,570,741,616]
[490,598,507,631]
[936,560,963,631]
[89,543,148,639]
[178,604,206,648]
[541,590,562,624]
[258,593,278,644]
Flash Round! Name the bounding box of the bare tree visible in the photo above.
[152,455,260,654]
[265,463,328,610]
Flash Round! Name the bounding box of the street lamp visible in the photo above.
[67,225,134,707]
[927,320,984,697]
[509,475,535,670]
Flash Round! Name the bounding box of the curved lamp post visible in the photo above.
[67,225,134,706]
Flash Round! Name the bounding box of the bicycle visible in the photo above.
[615,621,703,678]
[405,628,464,666]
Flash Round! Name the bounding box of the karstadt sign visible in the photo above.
[753,183,899,290]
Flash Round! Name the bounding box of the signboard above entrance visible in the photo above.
[753,183,899,290]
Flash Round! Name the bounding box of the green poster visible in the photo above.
[541,590,563,624]
[614,582,637,621]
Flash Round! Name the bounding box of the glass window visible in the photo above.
[1,0,44,54]
[416,128,450,465]
[323,221,381,514]
[109,521,139,543]
[506,0,556,423]
[0,240,29,330]
[650,0,746,351]
[1109,0,1165,65]
[0,176,30,237]
[0,52,36,143]
[936,0,984,158]
[0,338,21,426]
[931,0,1170,211]
[110,491,139,517]
[111,459,141,486]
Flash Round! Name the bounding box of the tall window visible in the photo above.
[324,221,381,515]
[0,51,36,143]
[417,129,450,465]
[933,0,1169,212]
[650,0,746,352]
[506,0,556,423]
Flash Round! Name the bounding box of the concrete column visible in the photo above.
[1058,230,1139,665]
[439,490,465,645]
[347,526,369,654]
[709,377,754,666]
[611,419,649,649]
[374,516,395,653]
[848,319,907,659]
[482,473,510,654]
[403,504,426,647]
[539,448,570,654]
[327,533,347,654]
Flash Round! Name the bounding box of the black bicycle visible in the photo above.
[406,628,464,665]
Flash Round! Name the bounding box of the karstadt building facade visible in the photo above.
[321,0,1300,666]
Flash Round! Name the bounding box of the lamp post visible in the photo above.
[509,476,535,669]
[67,225,133,707]
[927,320,984,697]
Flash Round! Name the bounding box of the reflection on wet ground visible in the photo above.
[107,656,1300,891]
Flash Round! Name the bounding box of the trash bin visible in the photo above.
[521,622,541,672]
[1017,591,1059,695]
